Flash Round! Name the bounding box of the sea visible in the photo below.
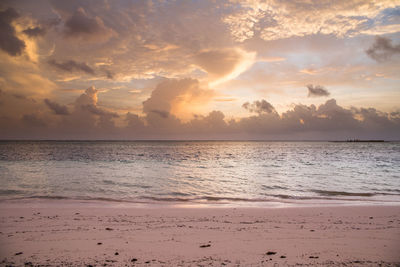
[0,141,399,206]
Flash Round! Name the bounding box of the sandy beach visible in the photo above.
[0,201,399,266]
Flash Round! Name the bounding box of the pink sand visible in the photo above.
[1,200,399,266]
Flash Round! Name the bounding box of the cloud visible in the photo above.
[0,1,399,140]
[44,86,120,138]
[142,78,214,122]
[74,86,118,117]
[64,7,111,41]
[0,51,57,96]
[44,99,69,115]
[0,7,26,56]
[307,84,330,97]
[1,93,399,140]
[21,114,46,127]
[75,86,98,106]
[0,85,48,123]
[125,112,145,130]
[48,59,95,75]
[194,48,243,77]
[235,98,399,139]
[242,100,276,114]
[103,69,114,79]
[366,36,400,62]
[223,0,398,42]
[194,48,256,86]
[149,109,169,119]
[188,110,228,134]
[23,26,46,37]
[81,104,119,118]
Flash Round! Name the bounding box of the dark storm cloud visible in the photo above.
[48,59,95,75]
[366,36,400,62]
[242,100,275,114]
[44,99,70,115]
[307,84,330,97]
[0,7,25,56]
[23,26,46,37]
[64,7,105,37]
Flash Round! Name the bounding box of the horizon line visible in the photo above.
[0,139,397,142]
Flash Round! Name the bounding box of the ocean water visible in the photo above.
[0,141,399,206]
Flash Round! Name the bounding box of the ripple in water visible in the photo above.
[0,141,399,205]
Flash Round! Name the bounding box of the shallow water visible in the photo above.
[0,141,399,205]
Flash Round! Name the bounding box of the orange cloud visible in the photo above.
[143,78,214,122]
[194,48,256,86]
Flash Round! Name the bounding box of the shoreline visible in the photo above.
[1,201,399,266]
[2,193,400,209]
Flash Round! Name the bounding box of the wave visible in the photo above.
[0,189,25,195]
[310,189,400,197]
[2,192,400,205]
[102,179,152,189]
[311,190,376,197]
[261,185,288,190]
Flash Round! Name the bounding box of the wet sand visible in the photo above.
[0,201,399,266]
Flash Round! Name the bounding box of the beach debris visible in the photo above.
[105,227,113,231]
[114,252,119,256]
[97,242,102,245]
[15,252,23,256]
[131,258,138,262]
[309,256,319,259]
[280,256,286,259]
[266,251,277,255]
[200,244,211,248]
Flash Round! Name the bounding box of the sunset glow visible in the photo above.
[0,0,399,140]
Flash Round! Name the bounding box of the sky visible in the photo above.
[0,0,399,140]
